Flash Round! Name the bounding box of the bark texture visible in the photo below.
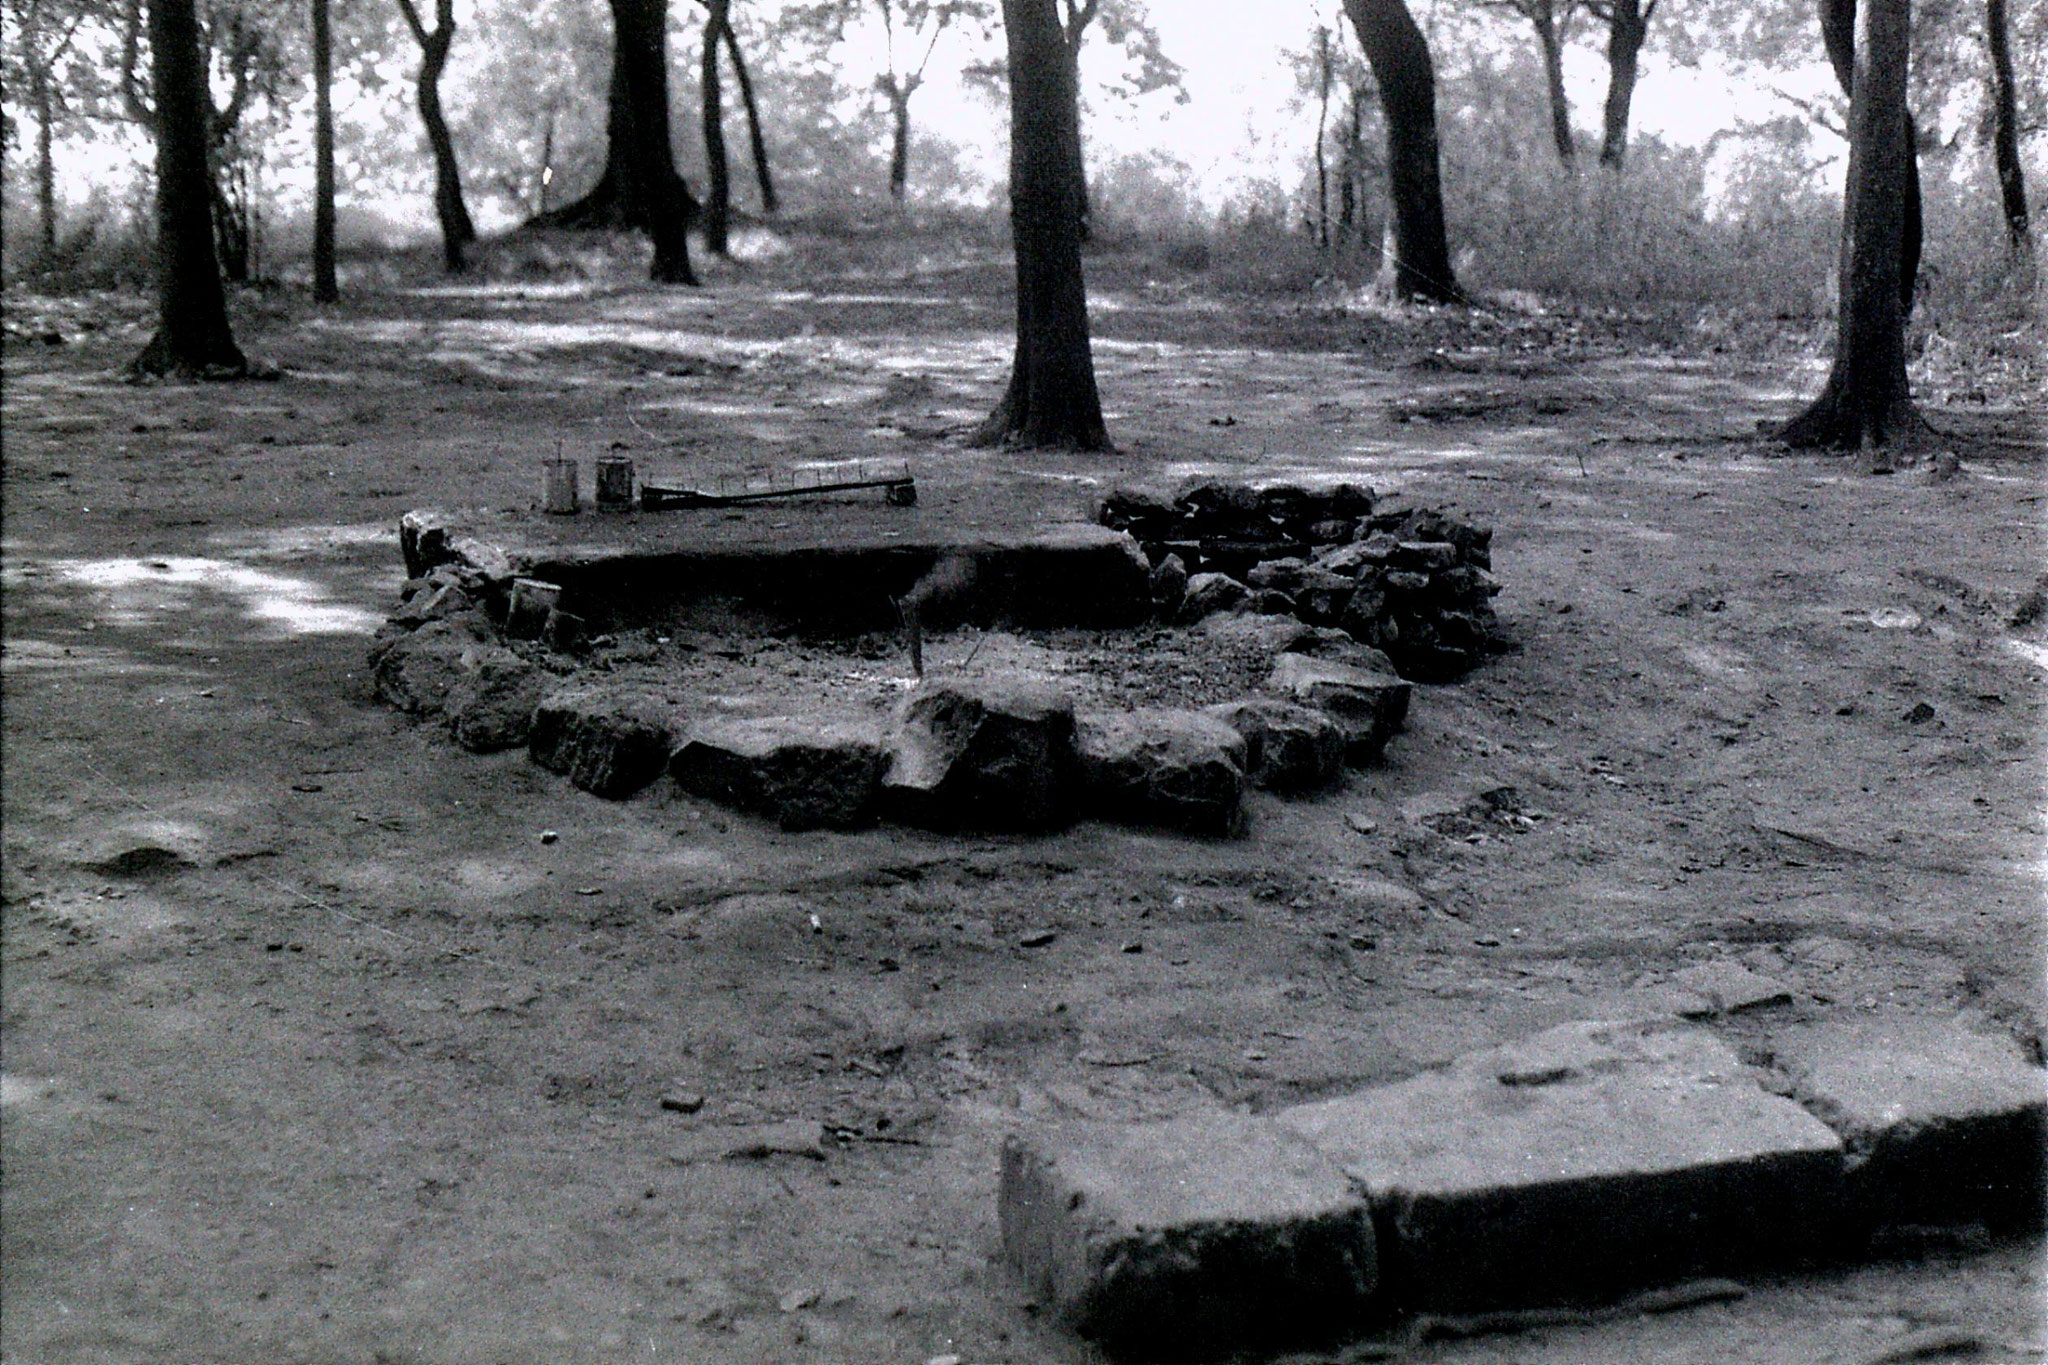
[312,0,338,301]
[1341,0,1461,302]
[529,0,700,284]
[972,0,1109,450]
[396,0,478,272]
[1985,0,2032,253]
[132,0,247,378]
[1779,0,1925,451]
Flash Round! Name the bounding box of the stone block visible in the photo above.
[1148,553,1188,621]
[1263,653,1410,764]
[399,508,453,579]
[528,687,680,799]
[1782,1015,2048,1231]
[1177,572,1250,624]
[1074,709,1247,836]
[883,680,1077,830]
[1277,1019,1844,1311]
[369,616,497,715]
[446,647,543,752]
[1001,1115,1376,1359]
[671,715,889,831]
[1206,698,1345,793]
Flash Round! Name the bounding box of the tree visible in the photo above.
[1779,0,1925,452]
[1312,22,1335,243]
[972,0,1108,450]
[132,0,248,378]
[700,0,733,252]
[5,0,88,269]
[393,0,476,271]
[530,0,700,284]
[1985,0,2031,254]
[1585,0,1653,167]
[715,7,778,213]
[1340,0,1462,302]
[312,0,337,299]
[1481,0,1578,164]
[1820,0,1921,312]
[120,0,286,282]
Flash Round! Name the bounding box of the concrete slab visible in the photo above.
[1276,1019,1844,1311]
[1001,1114,1376,1359]
[399,504,1152,633]
[1780,1014,2048,1231]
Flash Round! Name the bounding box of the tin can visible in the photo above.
[594,456,635,511]
[542,458,579,514]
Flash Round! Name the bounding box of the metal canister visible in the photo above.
[542,458,579,514]
[594,456,635,511]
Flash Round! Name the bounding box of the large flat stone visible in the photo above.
[1277,1019,1844,1311]
[1782,1014,2048,1231]
[670,715,889,830]
[445,646,543,752]
[882,679,1077,831]
[1073,709,1247,836]
[1263,653,1410,764]
[1001,1114,1376,1358]
[528,687,680,799]
[398,507,1152,634]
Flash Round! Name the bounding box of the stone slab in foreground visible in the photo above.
[1782,1014,2048,1231]
[1074,709,1247,835]
[1277,1019,1843,1311]
[670,715,889,830]
[528,687,681,799]
[1001,1115,1375,1360]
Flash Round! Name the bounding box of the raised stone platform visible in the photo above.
[399,501,1152,634]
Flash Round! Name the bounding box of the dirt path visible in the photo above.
[3,246,2043,1364]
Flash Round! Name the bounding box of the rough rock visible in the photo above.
[1000,1115,1375,1358]
[1246,558,1310,594]
[445,647,544,752]
[1281,626,1398,673]
[1177,572,1251,624]
[671,715,889,830]
[1205,698,1345,793]
[1074,709,1248,835]
[399,508,453,578]
[1264,653,1410,763]
[1782,1014,2048,1231]
[528,687,680,799]
[1277,1019,1844,1311]
[1148,553,1188,621]
[369,616,498,715]
[882,680,1077,831]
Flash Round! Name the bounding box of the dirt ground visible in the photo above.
[3,232,2045,1365]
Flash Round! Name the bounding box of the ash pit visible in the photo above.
[371,481,1508,837]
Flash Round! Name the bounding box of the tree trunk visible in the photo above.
[1533,6,1575,165]
[133,0,247,378]
[1338,82,1364,244]
[701,0,732,254]
[312,0,338,300]
[1819,0,1921,313]
[1596,0,1648,168]
[1779,0,1924,452]
[972,0,1108,451]
[34,67,57,268]
[721,21,777,213]
[1314,26,1333,247]
[1061,5,1094,241]
[529,0,700,284]
[1985,0,2031,254]
[885,84,912,200]
[1340,0,1461,302]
